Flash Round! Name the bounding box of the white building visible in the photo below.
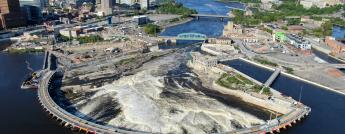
[286,34,312,50]
[101,0,113,16]
[117,0,155,9]
[300,0,342,8]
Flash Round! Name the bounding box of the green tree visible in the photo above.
[143,24,161,36]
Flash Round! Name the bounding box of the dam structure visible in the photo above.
[37,53,311,134]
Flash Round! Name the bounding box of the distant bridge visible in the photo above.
[176,33,207,41]
[190,14,233,20]
[158,33,208,43]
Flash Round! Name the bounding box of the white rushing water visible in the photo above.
[72,50,265,133]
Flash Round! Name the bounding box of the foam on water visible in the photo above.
[72,50,265,133]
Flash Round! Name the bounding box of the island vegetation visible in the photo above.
[143,24,161,36]
[157,1,198,17]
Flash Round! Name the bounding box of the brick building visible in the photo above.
[0,0,26,29]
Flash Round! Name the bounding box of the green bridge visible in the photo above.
[176,33,207,41]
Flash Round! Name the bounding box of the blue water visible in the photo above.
[223,59,345,134]
[0,52,71,134]
[312,48,344,64]
[332,25,345,40]
[160,0,245,37]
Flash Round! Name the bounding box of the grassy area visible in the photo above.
[216,73,244,89]
[118,57,136,65]
[282,66,294,74]
[217,73,272,95]
[8,48,45,54]
[310,18,345,37]
[236,74,253,85]
[232,0,344,26]
[253,57,278,67]
[143,24,161,36]
[252,85,271,95]
[77,35,104,44]
[59,34,104,44]
[157,1,197,17]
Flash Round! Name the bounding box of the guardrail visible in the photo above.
[226,104,311,134]
[38,71,150,134]
[38,70,311,134]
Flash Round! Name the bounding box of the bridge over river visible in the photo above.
[158,33,208,43]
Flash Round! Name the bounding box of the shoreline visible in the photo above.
[239,58,345,96]
[159,17,194,33]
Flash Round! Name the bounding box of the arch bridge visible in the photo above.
[176,33,207,41]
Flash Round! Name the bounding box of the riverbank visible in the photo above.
[6,47,45,54]
[159,17,194,33]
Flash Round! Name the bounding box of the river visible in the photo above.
[1,0,345,133]
[160,0,244,37]
[0,52,71,134]
[163,0,345,133]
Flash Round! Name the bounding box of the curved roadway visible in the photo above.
[38,71,150,134]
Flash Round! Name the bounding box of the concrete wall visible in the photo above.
[213,82,292,114]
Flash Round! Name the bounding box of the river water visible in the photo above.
[163,0,345,133]
[0,52,71,134]
[1,0,345,133]
[222,59,345,134]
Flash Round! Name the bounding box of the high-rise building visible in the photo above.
[0,0,27,29]
[101,0,113,16]
[140,0,149,10]
[19,0,47,8]
[19,0,44,24]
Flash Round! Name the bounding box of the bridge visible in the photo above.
[264,68,281,87]
[228,104,311,134]
[190,14,233,20]
[260,68,281,94]
[158,33,208,43]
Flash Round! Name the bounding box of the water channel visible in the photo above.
[0,52,72,134]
